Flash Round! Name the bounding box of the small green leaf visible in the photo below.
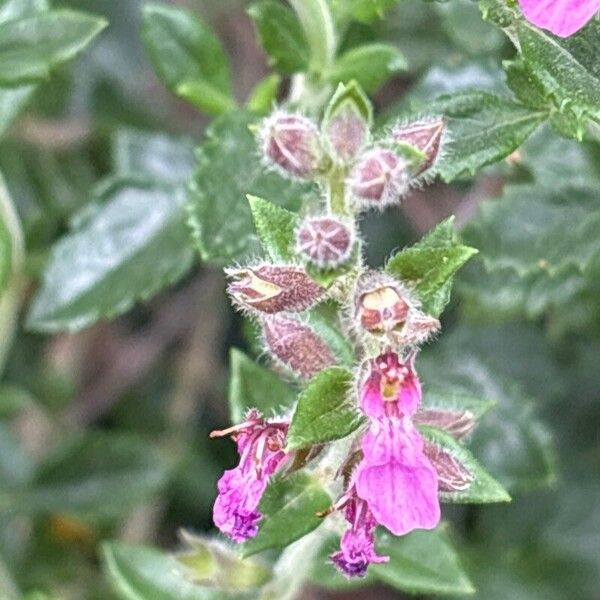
[0,9,106,85]
[287,367,363,450]
[241,473,330,557]
[187,111,314,263]
[246,73,281,115]
[26,179,195,333]
[419,426,511,504]
[141,3,234,116]
[323,80,373,126]
[504,59,550,111]
[228,348,296,423]
[386,216,478,316]
[327,43,407,93]
[247,195,299,262]
[248,0,309,74]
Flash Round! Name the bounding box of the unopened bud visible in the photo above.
[423,441,474,492]
[392,118,445,175]
[296,216,354,269]
[226,265,324,314]
[349,147,409,207]
[262,315,336,379]
[323,100,369,163]
[414,409,476,440]
[259,111,323,178]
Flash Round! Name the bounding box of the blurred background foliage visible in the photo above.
[0,0,598,598]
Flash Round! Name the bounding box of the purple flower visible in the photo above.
[519,0,600,37]
[330,491,389,577]
[210,410,288,542]
[355,416,440,536]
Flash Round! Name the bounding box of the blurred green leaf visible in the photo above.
[287,367,363,450]
[0,10,106,85]
[0,216,11,295]
[386,216,478,316]
[0,0,48,22]
[246,73,281,115]
[187,111,314,263]
[142,3,234,116]
[329,0,400,24]
[327,43,406,93]
[228,348,296,423]
[248,0,309,74]
[241,473,330,557]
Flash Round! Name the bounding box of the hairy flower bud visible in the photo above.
[422,441,474,493]
[226,265,324,314]
[414,408,476,440]
[296,216,354,269]
[262,315,336,379]
[349,147,409,207]
[323,100,369,163]
[259,111,323,178]
[392,118,445,176]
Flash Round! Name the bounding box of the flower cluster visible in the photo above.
[209,85,474,579]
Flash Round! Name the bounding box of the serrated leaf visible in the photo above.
[187,111,314,263]
[241,473,330,557]
[420,426,511,503]
[247,195,299,262]
[141,3,234,116]
[26,179,195,333]
[102,542,231,600]
[287,367,363,450]
[0,433,167,521]
[327,43,407,93]
[248,0,309,74]
[0,9,106,85]
[228,348,296,423]
[386,216,477,316]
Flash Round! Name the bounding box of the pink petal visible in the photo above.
[519,0,600,37]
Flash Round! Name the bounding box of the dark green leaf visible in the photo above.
[0,10,106,85]
[228,348,296,423]
[241,472,330,557]
[248,0,309,74]
[287,367,363,450]
[187,111,314,263]
[26,179,195,332]
[327,43,406,93]
[141,3,234,115]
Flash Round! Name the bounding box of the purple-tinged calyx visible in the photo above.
[262,314,337,379]
[414,408,476,440]
[349,147,409,207]
[226,265,324,314]
[329,489,389,578]
[296,216,354,269]
[211,410,289,542]
[422,440,474,492]
[323,99,370,163]
[392,118,445,176]
[259,111,324,179]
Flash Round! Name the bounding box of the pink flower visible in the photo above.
[355,417,440,536]
[210,410,288,542]
[330,491,389,577]
[519,0,600,37]
[360,351,422,418]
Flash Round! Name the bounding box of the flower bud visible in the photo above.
[422,441,474,493]
[349,147,409,207]
[259,111,323,179]
[262,315,336,379]
[323,100,369,163]
[296,216,354,269]
[414,408,476,440]
[226,265,324,314]
[392,118,445,175]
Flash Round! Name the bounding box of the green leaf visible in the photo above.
[287,367,363,450]
[0,9,107,85]
[419,426,511,503]
[0,216,11,295]
[103,542,230,600]
[323,80,373,125]
[241,473,330,557]
[371,526,475,595]
[141,4,234,116]
[26,179,195,332]
[248,0,309,74]
[0,85,36,138]
[327,43,407,93]
[386,216,478,316]
[405,91,547,181]
[504,59,550,111]
[187,111,314,263]
[0,0,48,22]
[305,305,355,367]
[228,348,296,423]
[246,73,281,115]
[329,0,400,24]
[1,433,167,521]
[247,195,299,262]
